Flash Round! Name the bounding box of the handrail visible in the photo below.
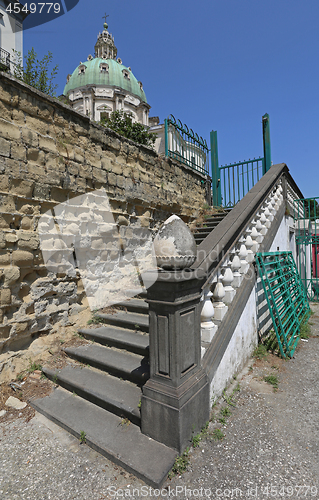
[191,163,300,286]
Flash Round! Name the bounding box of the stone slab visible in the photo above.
[79,326,149,356]
[63,344,149,384]
[30,387,177,488]
[43,365,142,425]
[97,311,149,333]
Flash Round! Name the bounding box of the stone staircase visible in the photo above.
[30,211,231,486]
[30,292,177,487]
[192,210,230,245]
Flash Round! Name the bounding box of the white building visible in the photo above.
[63,21,151,125]
[0,0,28,71]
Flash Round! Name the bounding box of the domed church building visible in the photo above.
[63,21,151,125]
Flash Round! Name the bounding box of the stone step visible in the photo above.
[97,310,149,333]
[194,231,211,239]
[79,325,149,356]
[30,387,177,488]
[193,223,219,233]
[43,365,142,425]
[63,344,149,385]
[116,297,149,314]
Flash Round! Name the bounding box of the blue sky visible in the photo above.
[23,0,319,198]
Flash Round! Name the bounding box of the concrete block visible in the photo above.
[12,250,34,267]
[11,179,34,198]
[4,266,20,286]
[1,288,11,306]
[0,137,10,157]
[21,128,39,147]
[0,119,21,141]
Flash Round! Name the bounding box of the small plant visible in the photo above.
[52,374,58,384]
[219,417,226,425]
[80,431,86,444]
[169,447,190,477]
[300,319,311,339]
[60,340,65,345]
[137,399,141,409]
[120,417,130,427]
[233,383,240,393]
[134,324,140,330]
[264,374,278,390]
[221,407,232,417]
[87,316,102,325]
[28,360,42,373]
[212,428,224,441]
[253,344,268,359]
[191,432,201,448]
[249,366,253,372]
[17,372,25,381]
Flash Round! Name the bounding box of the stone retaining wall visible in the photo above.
[0,72,209,353]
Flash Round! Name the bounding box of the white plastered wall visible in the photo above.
[209,214,293,401]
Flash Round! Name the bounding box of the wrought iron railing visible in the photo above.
[211,114,271,208]
[164,115,209,175]
[0,47,11,70]
[293,196,319,301]
[219,157,265,208]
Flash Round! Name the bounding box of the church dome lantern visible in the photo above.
[63,17,150,125]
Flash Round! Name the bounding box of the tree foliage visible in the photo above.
[100,110,157,148]
[13,48,58,96]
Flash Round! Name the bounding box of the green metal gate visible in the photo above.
[256,251,310,358]
[293,197,319,301]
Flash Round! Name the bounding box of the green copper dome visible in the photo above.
[63,58,147,103]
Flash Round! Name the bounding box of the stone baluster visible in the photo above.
[231,254,242,288]
[269,196,277,217]
[221,267,236,304]
[250,226,261,252]
[238,243,249,274]
[212,280,228,324]
[255,219,265,242]
[264,205,273,226]
[259,212,268,235]
[245,234,255,263]
[200,288,217,342]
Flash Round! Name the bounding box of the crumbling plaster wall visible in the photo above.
[0,72,209,353]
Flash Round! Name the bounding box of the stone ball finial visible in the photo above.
[104,22,108,30]
[153,215,197,270]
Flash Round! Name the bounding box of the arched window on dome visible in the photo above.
[78,64,87,75]
[100,63,109,73]
[122,69,130,80]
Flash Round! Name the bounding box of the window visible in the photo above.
[100,63,109,73]
[122,69,130,80]
[78,64,87,75]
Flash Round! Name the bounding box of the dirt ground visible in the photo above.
[1,304,319,499]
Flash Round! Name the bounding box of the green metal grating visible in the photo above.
[256,251,310,358]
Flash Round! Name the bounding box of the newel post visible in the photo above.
[141,216,210,453]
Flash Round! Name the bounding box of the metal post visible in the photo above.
[210,130,221,207]
[164,118,168,158]
[262,113,271,173]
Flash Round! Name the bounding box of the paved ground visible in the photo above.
[1,303,319,500]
